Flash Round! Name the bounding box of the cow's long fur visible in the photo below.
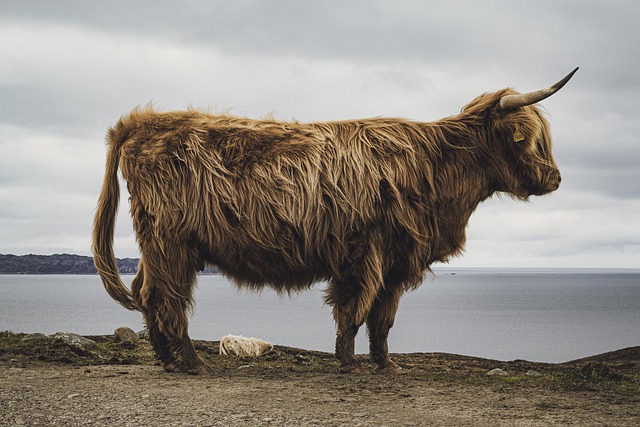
[93,86,562,374]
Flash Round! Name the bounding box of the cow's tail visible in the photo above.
[92,121,139,311]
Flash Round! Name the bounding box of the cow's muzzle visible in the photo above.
[548,170,562,191]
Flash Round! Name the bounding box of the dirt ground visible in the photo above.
[1,331,639,426]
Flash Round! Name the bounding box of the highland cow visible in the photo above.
[93,68,578,375]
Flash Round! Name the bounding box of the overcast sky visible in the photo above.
[1,0,638,268]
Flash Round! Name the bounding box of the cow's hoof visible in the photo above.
[377,364,404,375]
[187,364,213,376]
[163,361,187,373]
[164,361,212,375]
[339,363,366,374]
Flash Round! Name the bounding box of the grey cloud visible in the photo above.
[0,0,638,266]
[5,0,630,67]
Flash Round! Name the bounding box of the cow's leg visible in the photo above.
[138,243,211,375]
[366,283,404,373]
[157,273,210,375]
[131,263,177,366]
[328,278,366,373]
[326,233,384,373]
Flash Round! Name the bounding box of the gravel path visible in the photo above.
[2,363,639,426]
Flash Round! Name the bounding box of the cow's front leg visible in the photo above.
[332,301,365,373]
[326,231,384,373]
[328,274,381,373]
[366,284,404,373]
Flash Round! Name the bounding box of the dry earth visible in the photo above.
[1,331,639,426]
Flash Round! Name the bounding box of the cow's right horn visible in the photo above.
[499,67,579,111]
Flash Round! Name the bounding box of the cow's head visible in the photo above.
[465,68,578,200]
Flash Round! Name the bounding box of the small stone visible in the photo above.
[114,326,139,342]
[294,353,310,364]
[21,333,46,341]
[49,332,97,350]
[67,393,81,399]
[137,327,150,340]
[487,368,508,376]
[526,370,542,376]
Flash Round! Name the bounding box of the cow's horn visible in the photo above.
[499,67,579,111]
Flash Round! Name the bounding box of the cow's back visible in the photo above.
[116,109,434,291]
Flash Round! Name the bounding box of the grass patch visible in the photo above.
[0,331,156,367]
[559,362,640,394]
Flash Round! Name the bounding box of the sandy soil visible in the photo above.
[1,332,639,426]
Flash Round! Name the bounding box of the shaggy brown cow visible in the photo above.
[93,68,577,375]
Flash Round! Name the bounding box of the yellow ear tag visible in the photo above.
[513,131,525,143]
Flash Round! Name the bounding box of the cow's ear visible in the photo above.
[512,126,525,143]
[507,120,537,154]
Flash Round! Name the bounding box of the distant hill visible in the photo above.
[0,254,139,274]
[0,254,219,274]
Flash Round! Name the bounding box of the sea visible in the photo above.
[1,268,639,363]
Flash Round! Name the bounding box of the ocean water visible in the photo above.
[1,269,638,363]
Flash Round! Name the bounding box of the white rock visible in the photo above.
[486,368,508,376]
[49,332,97,350]
[219,335,273,357]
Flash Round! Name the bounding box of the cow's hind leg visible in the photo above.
[158,272,211,375]
[139,245,211,375]
[131,265,176,366]
[366,283,404,373]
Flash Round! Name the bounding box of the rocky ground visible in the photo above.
[1,330,639,426]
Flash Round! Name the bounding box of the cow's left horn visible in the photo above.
[499,67,579,111]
